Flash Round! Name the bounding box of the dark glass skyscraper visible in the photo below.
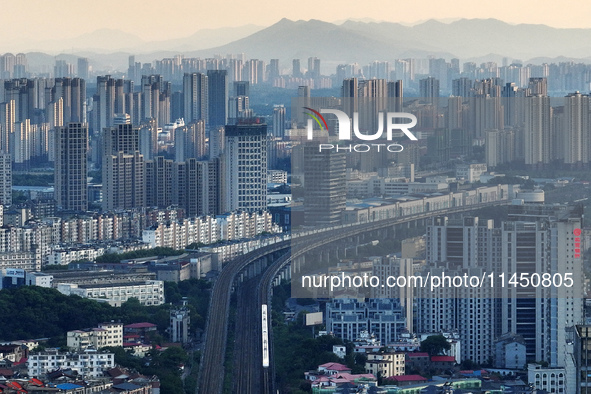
[207,69,228,130]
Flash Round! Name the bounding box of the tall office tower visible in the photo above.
[564,92,591,167]
[307,57,320,78]
[292,59,302,77]
[268,59,280,81]
[525,95,552,167]
[207,70,228,130]
[223,123,267,213]
[233,81,249,97]
[55,123,88,212]
[77,58,89,80]
[183,72,208,125]
[452,77,473,98]
[0,100,15,153]
[419,77,440,105]
[0,152,11,205]
[272,105,286,138]
[528,77,548,96]
[53,78,86,123]
[102,121,145,211]
[145,156,174,208]
[302,145,346,226]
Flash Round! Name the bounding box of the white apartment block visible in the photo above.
[27,349,115,378]
[455,163,487,183]
[47,246,107,265]
[528,364,567,394]
[57,280,164,307]
[67,322,123,351]
[142,211,280,249]
[365,352,405,378]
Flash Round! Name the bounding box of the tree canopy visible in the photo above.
[420,335,451,356]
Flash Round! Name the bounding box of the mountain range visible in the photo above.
[14,18,591,73]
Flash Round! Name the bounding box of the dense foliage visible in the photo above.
[0,279,210,340]
[420,335,451,356]
[12,173,54,187]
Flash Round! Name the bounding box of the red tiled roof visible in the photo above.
[431,355,455,362]
[124,322,157,329]
[406,352,429,358]
[318,362,350,371]
[387,374,427,382]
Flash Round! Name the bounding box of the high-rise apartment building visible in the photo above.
[182,72,208,125]
[272,105,286,138]
[418,205,583,366]
[223,122,267,213]
[55,123,88,211]
[564,91,591,167]
[0,152,11,205]
[102,121,145,211]
[524,95,552,167]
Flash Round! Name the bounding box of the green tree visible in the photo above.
[420,335,451,356]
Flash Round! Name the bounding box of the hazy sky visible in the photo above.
[6,0,591,42]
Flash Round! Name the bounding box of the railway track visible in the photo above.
[197,200,509,393]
